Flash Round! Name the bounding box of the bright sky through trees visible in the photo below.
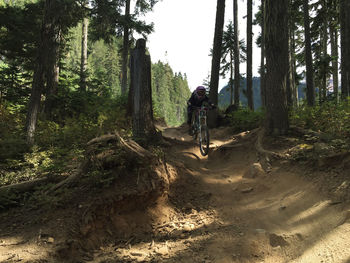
[143,0,261,91]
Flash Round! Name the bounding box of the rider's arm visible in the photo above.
[204,96,216,108]
[188,92,196,106]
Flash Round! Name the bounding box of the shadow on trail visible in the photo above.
[159,133,350,263]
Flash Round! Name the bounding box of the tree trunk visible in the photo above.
[291,28,298,106]
[26,0,52,144]
[121,0,131,96]
[321,0,328,102]
[233,0,240,107]
[286,27,293,108]
[80,17,88,92]
[303,0,315,106]
[208,0,225,128]
[330,19,339,102]
[260,0,266,108]
[340,0,350,99]
[44,21,60,119]
[265,0,289,135]
[247,0,253,110]
[129,39,157,142]
[286,0,293,108]
[230,50,233,105]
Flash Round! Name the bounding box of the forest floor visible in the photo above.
[0,124,350,262]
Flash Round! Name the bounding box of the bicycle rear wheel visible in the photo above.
[199,125,209,156]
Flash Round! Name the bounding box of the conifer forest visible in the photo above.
[0,0,350,262]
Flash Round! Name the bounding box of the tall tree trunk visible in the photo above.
[286,30,293,108]
[340,0,350,99]
[233,0,240,107]
[208,0,225,127]
[265,0,289,135]
[230,50,233,105]
[321,0,328,102]
[286,0,293,108]
[290,28,298,106]
[121,0,131,96]
[44,22,60,118]
[260,0,266,108]
[129,39,156,142]
[303,0,315,106]
[26,0,52,144]
[330,18,339,102]
[80,17,88,92]
[247,0,253,110]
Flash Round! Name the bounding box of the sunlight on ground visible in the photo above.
[203,175,242,185]
[287,200,331,225]
[291,222,350,263]
[0,237,49,262]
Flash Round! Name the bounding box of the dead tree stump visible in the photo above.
[129,39,157,143]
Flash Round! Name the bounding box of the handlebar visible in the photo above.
[191,104,216,111]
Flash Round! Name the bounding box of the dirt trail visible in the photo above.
[1,125,350,263]
[151,125,350,263]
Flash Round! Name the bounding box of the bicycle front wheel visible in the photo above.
[199,125,209,156]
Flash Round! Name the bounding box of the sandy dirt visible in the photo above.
[1,125,350,263]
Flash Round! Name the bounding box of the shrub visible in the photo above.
[227,108,264,132]
[290,99,350,138]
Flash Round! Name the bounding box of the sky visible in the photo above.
[142,0,261,91]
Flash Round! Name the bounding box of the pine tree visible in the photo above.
[340,0,350,98]
[246,0,254,110]
[303,0,315,106]
[265,0,289,135]
[233,0,240,107]
[220,22,246,106]
[208,0,225,127]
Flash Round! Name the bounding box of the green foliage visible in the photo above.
[227,108,264,132]
[290,99,350,138]
[152,61,191,126]
[0,93,130,187]
[220,21,247,78]
[0,189,19,210]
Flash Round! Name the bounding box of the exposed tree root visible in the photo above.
[0,177,50,193]
[49,132,157,193]
[255,128,287,160]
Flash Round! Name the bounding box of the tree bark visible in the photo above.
[303,0,315,106]
[247,0,253,110]
[208,0,225,128]
[80,17,88,92]
[286,5,293,108]
[340,0,350,99]
[321,0,328,102]
[265,0,289,135]
[44,21,60,118]
[121,0,131,96]
[233,0,240,107]
[330,18,339,102]
[26,0,52,144]
[230,50,233,105]
[260,0,266,108]
[129,39,157,142]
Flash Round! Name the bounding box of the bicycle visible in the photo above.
[190,103,214,156]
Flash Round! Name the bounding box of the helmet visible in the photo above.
[195,86,206,98]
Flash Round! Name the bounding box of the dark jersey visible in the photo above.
[188,90,210,107]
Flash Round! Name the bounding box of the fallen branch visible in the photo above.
[0,177,59,194]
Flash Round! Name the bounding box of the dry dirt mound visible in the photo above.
[1,127,350,263]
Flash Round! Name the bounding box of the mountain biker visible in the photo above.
[187,86,215,135]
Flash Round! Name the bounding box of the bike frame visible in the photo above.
[192,106,208,137]
[191,105,210,156]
